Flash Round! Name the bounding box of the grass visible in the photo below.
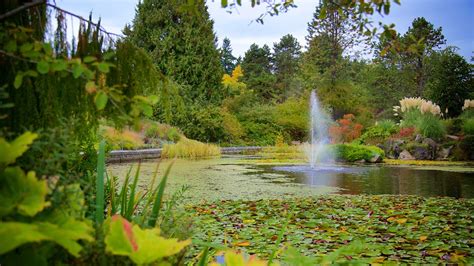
[161,138,221,159]
[102,126,144,150]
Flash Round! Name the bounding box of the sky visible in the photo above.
[56,0,474,60]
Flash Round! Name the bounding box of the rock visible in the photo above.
[437,146,453,160]
[369,154,383,163]
[446,135,459,140]
[422,138,437,147]
[415,134,424,143]
[412,146,430,160]
[422,138,438,159]
[355,159,366,163]
[399,150,415,160]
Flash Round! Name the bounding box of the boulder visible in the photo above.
[369,154,383,163]
[412,146,430,160]
[437,145,453,160]
[422,138,438,159]
[399,149,415,160]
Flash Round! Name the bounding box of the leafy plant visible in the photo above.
[104,215,190,265]
[330,143,384,162]
[329,114,364,143]
[0,132,94,260]
[462,118,474,135]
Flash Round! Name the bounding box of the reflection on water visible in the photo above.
[269,165,474,198]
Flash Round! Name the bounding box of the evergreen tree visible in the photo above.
[273,34,301,100]
[401,17,446,96]
[427,47,473,117]
[220,37,237,75]
[129,0,223,103]
[241,44,276,101]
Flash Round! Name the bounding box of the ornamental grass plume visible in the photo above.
[395,97,441,116]
[462,99,474,111]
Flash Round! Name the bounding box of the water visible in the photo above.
[108,157,474,200]
[270,164,474,198]
[307,90,333,167]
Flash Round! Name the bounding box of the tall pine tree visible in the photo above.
[241,44,276,101]
[128,0,223,103]
[220,37,237,75]
[273,34,302,100]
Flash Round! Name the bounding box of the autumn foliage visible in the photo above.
[329,114,363,143]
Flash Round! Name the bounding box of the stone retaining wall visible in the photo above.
[107,146,262,163]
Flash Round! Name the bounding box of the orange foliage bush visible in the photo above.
[329,114,363,143]
[395,127,415,138]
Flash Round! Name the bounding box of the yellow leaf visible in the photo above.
[387,217,396,222]
[373,256,386,263]
[234,241,251,247]
[243,219,255,224]
[419,235,427,241]
[396,218,407,224]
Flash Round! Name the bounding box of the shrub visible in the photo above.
[458,135,474,160]
[396,127,416,138]
[329,144,384,162]
[145,123,161,139]
[416,114,446,140]
[102,127,144,150]
[357,120,397,145]
[221,109,245,143]
[443,118,463,135]
[329,114,363,143]
[462,119,474,135]
[274,97,308,141]
[161,138,221,159]
[167,127,181,142]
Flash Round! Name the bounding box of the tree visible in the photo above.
[401,17,446,96]
[220,37,237,75]
[427,47,473,118]
[241,44,276,101]
[272,34,302,100]
[305,0,367,85]
[128,0,223,103]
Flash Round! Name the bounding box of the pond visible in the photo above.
[107,155,474,202]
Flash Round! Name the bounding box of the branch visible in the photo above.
[0,0,46,20]
[46,3,123,38]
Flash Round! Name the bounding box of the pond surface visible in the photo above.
[107,155,474,202]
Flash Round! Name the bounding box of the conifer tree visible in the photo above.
[241,44,276,101]
[220,37,237,75]
[128,0,223,103]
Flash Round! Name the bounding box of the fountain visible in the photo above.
[307,90,334,167]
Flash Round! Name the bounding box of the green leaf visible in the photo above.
[36,61,49,74]
[42,43,53,56]
[221,0,228,7]
[0,132,38,165]
[83,56,97,63]
[95,91,108,110]
[105,215,190,264]
[51,59,68,72]
[141,103,153,117]
[0,167,48,217]
[5,40,17,53]
[14,73,23,89]
[20,43,33,54]
[0,218,94,257]
[72,64,84,78]
[97,62,110,73]
[24,70,38,77]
